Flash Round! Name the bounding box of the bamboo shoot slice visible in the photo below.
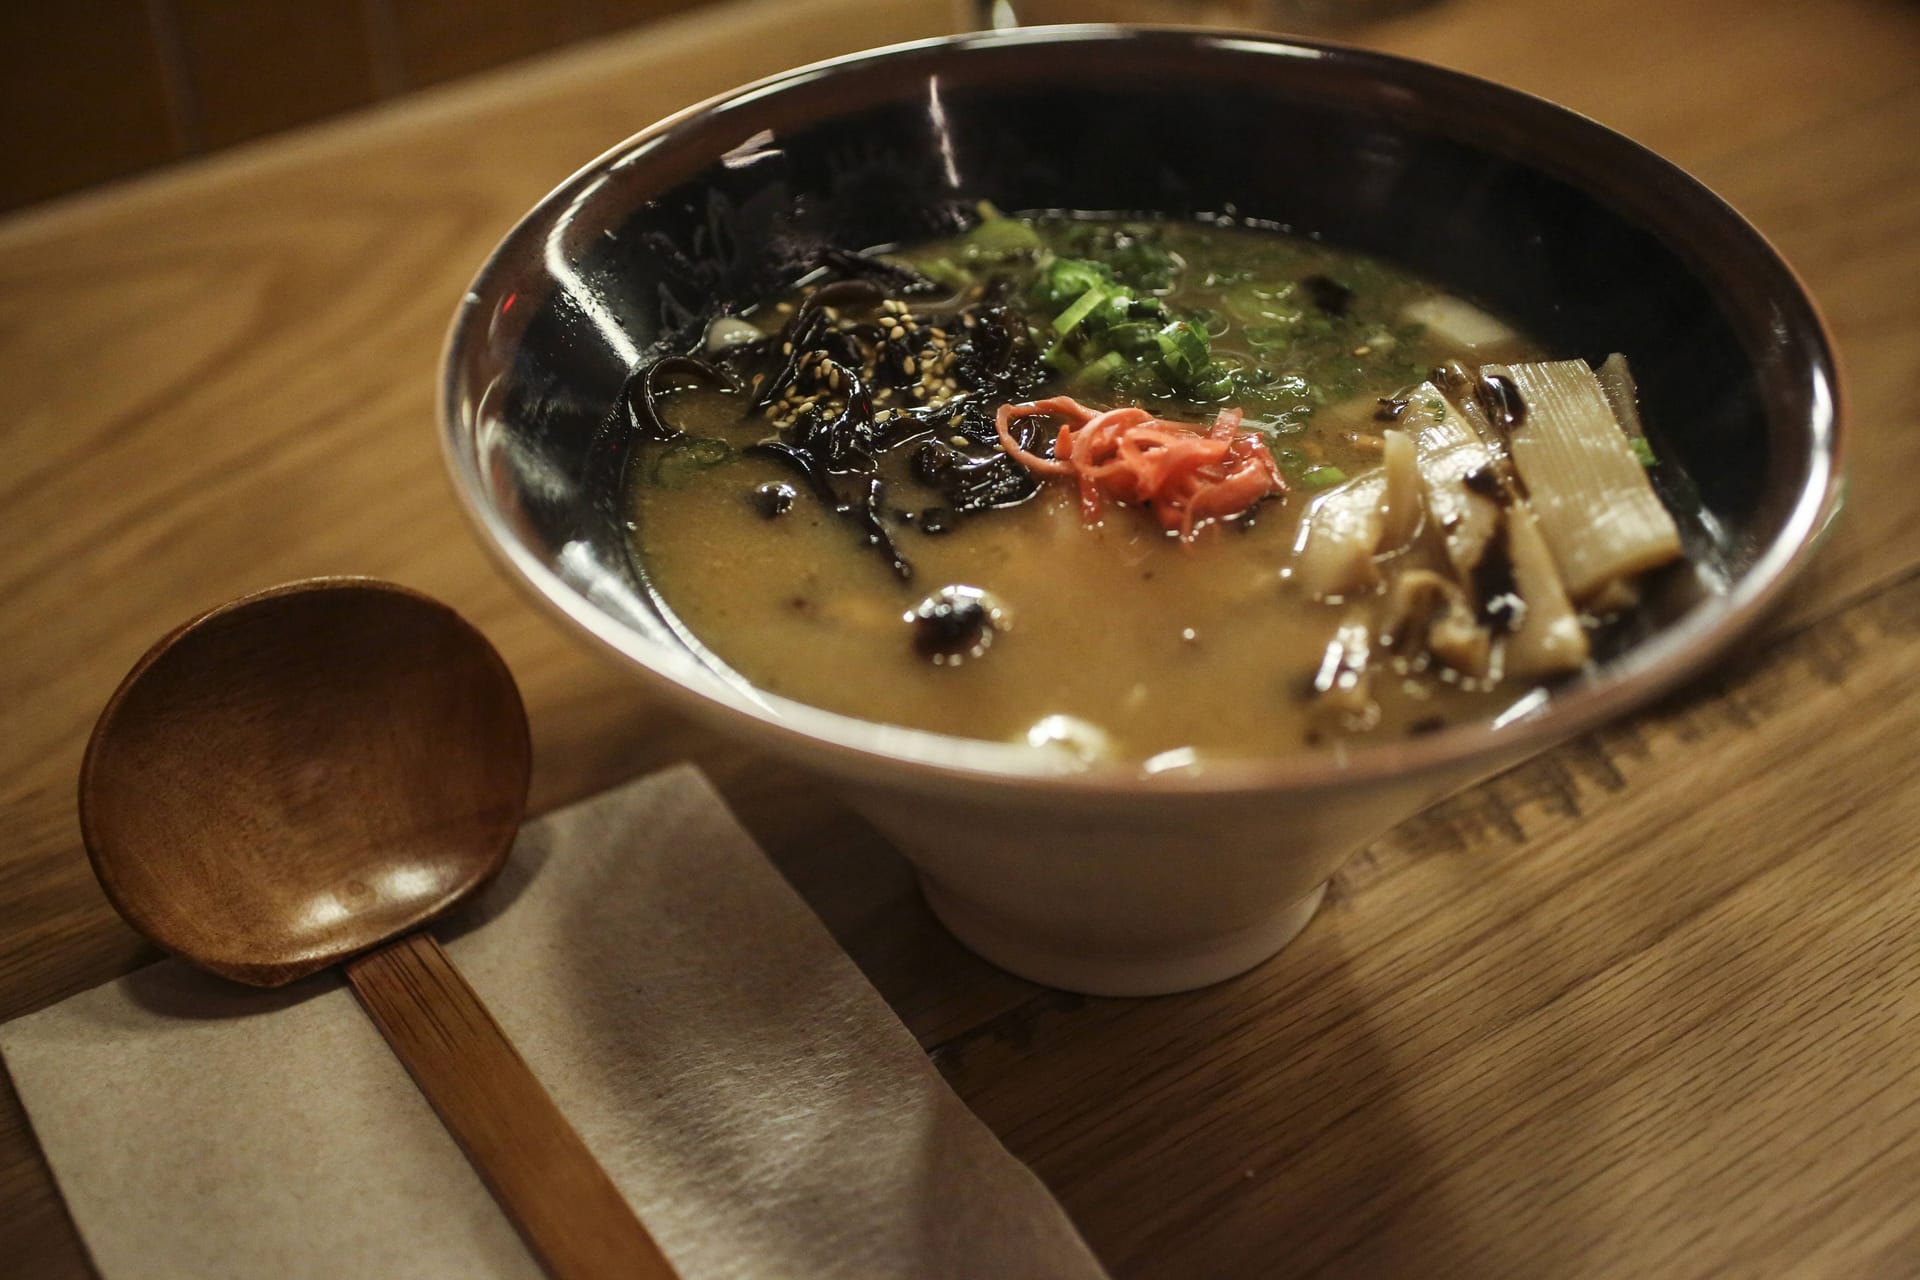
[1400,296,1523,355]
[1430,603,1494,678]
[1290,424,1432,600]
[1504,499,1590,678]
[1487,359,1681,603]
[1427,362,1507,456]
[1396,383,1478,455]
[1419,445,1501,581]
[1293,472,1387,600]
[1595,353,1647,444]
[1396,383,1501,580]
[1379,428,1423,552]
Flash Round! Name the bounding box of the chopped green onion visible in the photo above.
[1033,257,1117,311]
[1053,221,1180,291]
[1103,320,1162,356]
[1097,293,1143,331]
[963,216,1042,260]
[916,257,973,289]
[1155,320,1211,380]
[1630,437,1658,467]
[1300,465,1347,489]
[1071,351,1127,388]
[1185,306,1230,337]
[1188,365,1234,401]
[1053,285,1109,338]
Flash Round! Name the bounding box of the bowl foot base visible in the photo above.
[919,878,1328,997]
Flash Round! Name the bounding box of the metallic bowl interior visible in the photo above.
[440,26,1842,799]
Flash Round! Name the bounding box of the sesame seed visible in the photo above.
[949,434,969,448]
[902,357,917,376]
[930,327,947,341]
[781,341,793,355]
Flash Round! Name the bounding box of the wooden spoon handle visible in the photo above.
[346,932,677,1280]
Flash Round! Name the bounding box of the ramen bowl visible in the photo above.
[440,27,1841,995]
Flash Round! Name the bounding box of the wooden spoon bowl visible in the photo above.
[81,578,529,985]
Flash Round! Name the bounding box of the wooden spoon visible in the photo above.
[78,578,676,1280]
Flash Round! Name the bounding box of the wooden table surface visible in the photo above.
[3,0,1917,1275]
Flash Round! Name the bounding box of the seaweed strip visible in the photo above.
[744,440,837,506]
[625,355,740,440]
[850,475,913,580]
[819,248,943,296]
[631,260,1044,581]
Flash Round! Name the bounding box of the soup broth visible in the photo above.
[625,216,1677,764]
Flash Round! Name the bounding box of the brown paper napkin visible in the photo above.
[0,765,1108,1280]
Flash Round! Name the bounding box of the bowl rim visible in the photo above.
[438,24,1845,800]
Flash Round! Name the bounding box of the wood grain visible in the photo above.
[76,579,533,987]
[386,0,712,88]
[350,932,677,1280]
[1,0,1917,1277]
